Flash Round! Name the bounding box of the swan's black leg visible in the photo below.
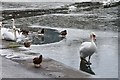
[80,57,88,64]
[88,56,92,65]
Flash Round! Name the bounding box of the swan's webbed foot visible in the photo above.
[87,61,92,65]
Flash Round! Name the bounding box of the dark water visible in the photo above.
[31,28,63,45]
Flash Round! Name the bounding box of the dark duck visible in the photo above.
[23,38,31,48]
[37,28,45,36]
[60,30,67,38]
[33,55,43,68]
[20,29,31,48]
[20,29,29,37]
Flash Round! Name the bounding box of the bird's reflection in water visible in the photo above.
[32,36,44,44]
[41,36,44,42]
[31,28,64,45]
[80,59,95,75]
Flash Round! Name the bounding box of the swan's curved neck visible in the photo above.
[14,30,17,40]
[91,37,95,43]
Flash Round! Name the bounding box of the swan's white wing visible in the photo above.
[80,42,91,51]
[16,33,26,43]
[3,31,15,41]
[1,28,9,38]
[79,42,92,58]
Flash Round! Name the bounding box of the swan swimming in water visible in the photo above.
[79,32,97,65]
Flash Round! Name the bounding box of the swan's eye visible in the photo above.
[93,35,96,38]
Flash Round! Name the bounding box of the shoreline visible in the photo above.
[0,50,96,78]
[0,28,97,78]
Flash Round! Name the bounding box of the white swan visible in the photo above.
[1,19,24,41]
[1,22,9,38]
[79,32,97,65]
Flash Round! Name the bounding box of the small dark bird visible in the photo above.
[60,30,67,38]
[24,41,31,48]
[37,28,45,36]
[33,55,43,68]
[40,28,44,34]
[20,29,29,36]
[23,39,31,48]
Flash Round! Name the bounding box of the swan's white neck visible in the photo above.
[12,19,17,40]
[90,36,96,45]
[91,38,97,51]
[12,19,16,29]
[91,37,94,42]
[0,22,2,27]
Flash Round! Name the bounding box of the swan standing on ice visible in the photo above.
[79,32,97,65]
[1,19,26,42]
[1,19,31,48]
